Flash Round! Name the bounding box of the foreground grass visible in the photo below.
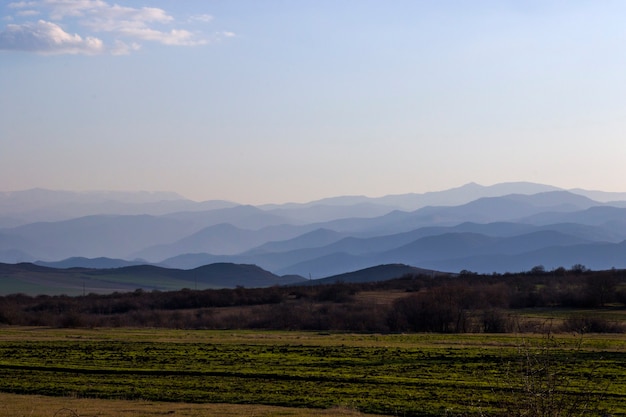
[0,327,625,416]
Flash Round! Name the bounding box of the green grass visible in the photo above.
[0,328,624,416]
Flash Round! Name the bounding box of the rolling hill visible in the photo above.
[0,262,306,296]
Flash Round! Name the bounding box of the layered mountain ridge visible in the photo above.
[2,182,626,290]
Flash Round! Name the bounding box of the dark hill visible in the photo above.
[0,262,305,296]
[191,263,305,287]
[305,264,441,285]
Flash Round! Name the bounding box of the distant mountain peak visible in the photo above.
[458,181,483,189]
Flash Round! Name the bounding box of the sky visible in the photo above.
[1,1,626,204]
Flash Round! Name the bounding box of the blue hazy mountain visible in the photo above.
[35,257,146,269]
[422,240,626,274]
[155,220,622,274]
[1,183,626,282]
[521,206,626,226]
[269,230,597,277]
[0,188,237,226]
[134,223,318,261]
[1,214,197,260]
[244,228,348,254]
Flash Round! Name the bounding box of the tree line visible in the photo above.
[0,265,625,333]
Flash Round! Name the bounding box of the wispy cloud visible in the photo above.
[0,19,103,55]
[115,27,207,46]
[110,39,140,56]
[0,0,231,55]
[16,10,40,17]
[189,14,213,23]
[8,2,39,9]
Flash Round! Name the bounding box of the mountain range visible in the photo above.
[1,182,626,292]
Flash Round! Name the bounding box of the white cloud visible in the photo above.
[42,0,108,20]
[82,4,173,31]
[82,6,175,34]
[0,0,226,54]
[117,27,207,46]
[0,19,103,55]
[8,2,39,8]
[16,10,40,16]
[110,39,140,55]
[50,0,208,47]
[189,14,213,23]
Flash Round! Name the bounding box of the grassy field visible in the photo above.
[0,327,625,416]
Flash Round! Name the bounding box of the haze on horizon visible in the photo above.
[2,1,626,205]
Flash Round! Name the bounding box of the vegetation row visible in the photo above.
[1,266,625,332]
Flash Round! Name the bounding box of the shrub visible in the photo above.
[496,334,611,417]
[561,316,624,334]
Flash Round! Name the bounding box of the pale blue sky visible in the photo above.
[1,1,625,204]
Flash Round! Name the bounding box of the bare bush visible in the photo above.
[495,334,611,417]
[561,315,625,334]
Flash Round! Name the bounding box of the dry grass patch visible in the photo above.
[0,393,382,417]
[354,290,407,306]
